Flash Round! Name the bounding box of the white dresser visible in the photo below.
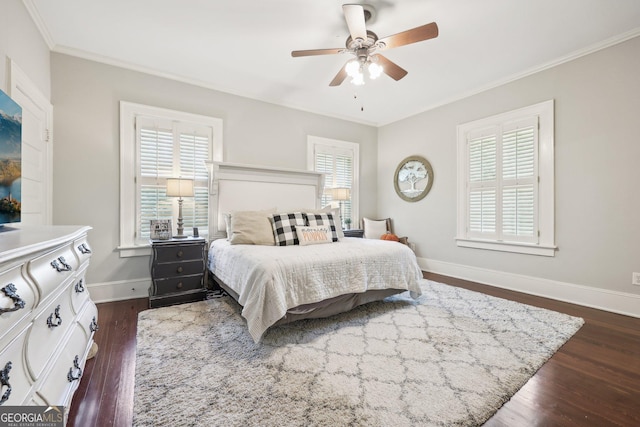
[0,226,97,417]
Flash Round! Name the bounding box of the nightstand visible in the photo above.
[149,237,207,308]
[343,229,364,238]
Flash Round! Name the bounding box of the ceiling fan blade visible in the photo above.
[373,54,408,81]
[343,4,368,41]
[377,22,439,50]
[291,48,344,57]
[329,65,349,86]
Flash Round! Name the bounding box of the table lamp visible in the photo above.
[166,178,194,239]
[329,187,351,229]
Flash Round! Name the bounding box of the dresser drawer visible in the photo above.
[0,264,37,342]
[77,300,98,339]
[27,244,78,303]
[25,288,75,380]
[154,275,203,296]
[0,325,33,405]
[73,237,93,268]
[36,321,90,408]
[154,243,203,263]
[153,259,204,278]
[69,266,90,315]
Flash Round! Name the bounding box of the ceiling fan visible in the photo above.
[291,4,439,86]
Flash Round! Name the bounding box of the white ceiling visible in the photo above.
[25,0,640,126]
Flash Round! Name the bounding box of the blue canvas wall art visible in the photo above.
[0,88,22,225]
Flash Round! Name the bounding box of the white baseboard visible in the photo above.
[418,257,640,318]
[87,261,640,319]
[88,278,150,303]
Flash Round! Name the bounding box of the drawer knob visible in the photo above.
[177,282,183,289]
[47,305,63,328]
[90,316,99,333]
[78,243,92,254]
[75,279,85,293]
[177,266,184,273]
[177,250,184,258]
[67,355,83,382]
[0,283,26,315]
[51,256,72,272]
[0,361,11,405]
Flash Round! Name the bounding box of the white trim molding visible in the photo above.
[118,101,223,257]
[418,257,640,318]
[87,278,150,303]
[456,100,555,256]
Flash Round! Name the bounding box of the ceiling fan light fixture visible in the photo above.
[291,5,438,87]
[368,61,383,79]
[351,74,365,86]
[345,59,361,78]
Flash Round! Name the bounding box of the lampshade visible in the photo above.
[329,187,351,201]
[166,178,194,198]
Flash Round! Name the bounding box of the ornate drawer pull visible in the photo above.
[0,361,11,405]
[0,283,26,315]
[177,266,184,273]
[177,250,184,258]
[75,279,85,293]
[90,316,99,332]
[177,282,183,289]
[67,355,82,382]
[51,256,72,272]
[78,243,92,254]
[47,305,62,328]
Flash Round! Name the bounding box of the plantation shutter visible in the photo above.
[178,131,210,232]
[502,118,537,242]
[314,145,354,225]
[136,117,212,241]
[466,117,538,243]
[468,130,498,238]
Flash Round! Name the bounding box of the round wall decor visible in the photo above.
[393,155,434,202]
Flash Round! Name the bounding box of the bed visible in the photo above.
[206,162,423,342]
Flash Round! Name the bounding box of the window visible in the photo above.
[120,102,223,257]
[456,100,555,256]
[307,136,359,228]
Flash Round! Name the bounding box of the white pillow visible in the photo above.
[296,226,333,246]
[362,218,389,239]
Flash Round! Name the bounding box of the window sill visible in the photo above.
[456,238,556,257]
[117,244,152,258]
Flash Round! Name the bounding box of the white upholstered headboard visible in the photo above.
[207,162,325,239]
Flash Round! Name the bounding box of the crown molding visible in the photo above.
[378,27,640,126]
[22,0,55,50]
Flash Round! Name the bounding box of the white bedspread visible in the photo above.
[209,238,423,342]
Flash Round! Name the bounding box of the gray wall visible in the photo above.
[50,53,378,285]
[0,0,50,99]
[6,0,639,302]
[378,36,640,296]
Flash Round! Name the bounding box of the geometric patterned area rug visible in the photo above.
[133,280,584,427]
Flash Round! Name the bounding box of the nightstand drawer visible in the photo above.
[154,275,203,295]
[152,260,204,278]
[154,244,203,263]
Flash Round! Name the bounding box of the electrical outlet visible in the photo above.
[633,272,640,286]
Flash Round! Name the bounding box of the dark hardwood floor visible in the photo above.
[67,274,640,426]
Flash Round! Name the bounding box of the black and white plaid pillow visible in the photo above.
[270,212,306,246]
[305,213,339,242]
